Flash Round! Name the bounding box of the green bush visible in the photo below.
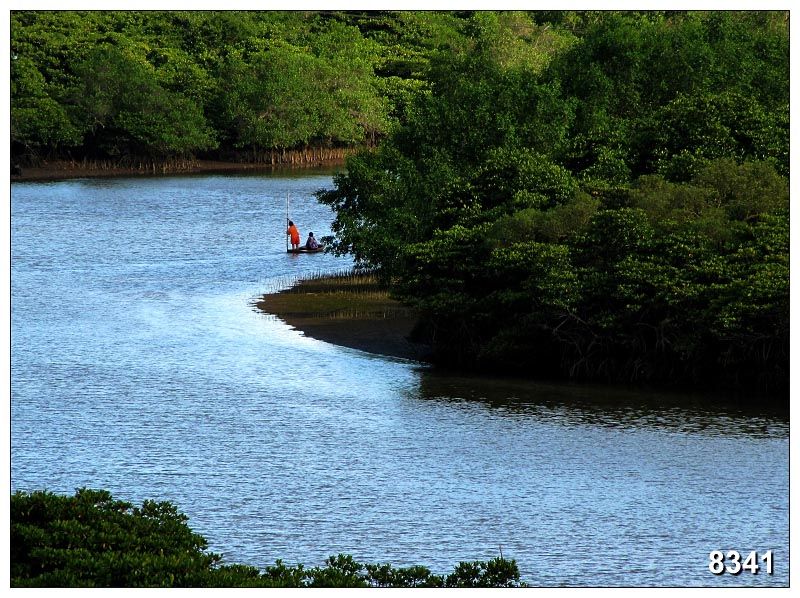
[11,489,526,588]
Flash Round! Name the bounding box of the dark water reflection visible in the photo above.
[414,371,788,439]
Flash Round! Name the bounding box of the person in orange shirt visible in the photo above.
[287,220,300,250]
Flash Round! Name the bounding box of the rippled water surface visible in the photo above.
[11,172,789,586]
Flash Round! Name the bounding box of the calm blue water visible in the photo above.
[10,171,789,586]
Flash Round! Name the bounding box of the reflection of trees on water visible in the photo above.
[408,370,788,440]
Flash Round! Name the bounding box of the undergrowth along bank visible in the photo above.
[11,488,526,588]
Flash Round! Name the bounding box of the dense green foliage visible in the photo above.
[318,11,789,396]
[11,489,524,588]
[10,11,473,165]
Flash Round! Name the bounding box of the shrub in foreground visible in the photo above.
[11,488,524,588]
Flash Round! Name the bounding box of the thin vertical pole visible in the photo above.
[285,192,289,252]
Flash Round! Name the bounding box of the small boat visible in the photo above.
[284,193,324,253]
[287,245,325,254]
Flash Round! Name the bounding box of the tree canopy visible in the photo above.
[10,11,474,164]
[317,10,789,396]
[11,488,525,588]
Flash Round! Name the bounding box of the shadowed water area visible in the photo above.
[11,172,788,586]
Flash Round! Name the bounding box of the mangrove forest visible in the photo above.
[11,10,790,396]
[317,11,789,397]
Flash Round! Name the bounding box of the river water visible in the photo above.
[10,171,789,587]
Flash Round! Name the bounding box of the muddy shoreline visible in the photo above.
[255,275,431,362]
[10,158,346,183]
